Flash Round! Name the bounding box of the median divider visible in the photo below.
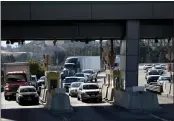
[50,93,73,113]
[113,89,160,110]
[102,84,108,99]
[43,89,48,103]
[40,88,45,102]
[106,86,114,101]
[169,83,173,97]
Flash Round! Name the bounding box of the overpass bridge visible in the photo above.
[1,1,174,121]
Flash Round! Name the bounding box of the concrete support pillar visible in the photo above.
[120,20,140,89]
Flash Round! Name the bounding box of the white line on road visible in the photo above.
[149,114,172,121]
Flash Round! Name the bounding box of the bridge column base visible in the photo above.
[113,89,160,111]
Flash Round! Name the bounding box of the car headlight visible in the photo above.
[82,92,88,96]
[19,94,23,97]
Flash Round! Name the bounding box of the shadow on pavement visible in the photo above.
[149,103,174,121]
[1,107,64,121]
[71,105,162,121]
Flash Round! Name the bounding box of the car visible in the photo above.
[74,73,89,82]
[30,75,37,87]
[143,64,152,70]
[36,79,45,95]
[146,75,161,84]
[16,86,39,105]
[77,83,102,103]
[63,77,84,92]
[157,76,171,85]
[154,66,165,75]
[82,69,98,82]
[160,64,166,70]
[145,69,160,80]
[69,82,84,97]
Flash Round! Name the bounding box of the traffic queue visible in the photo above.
[144,64,171,93]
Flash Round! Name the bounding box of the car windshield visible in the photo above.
[75,73,84,77]
[65,58,78,64]
[31,77,36,82]
[148,71,159,75]
[6,74,26,83]
[71,83,82,88]
[64,64,75,68]
[37,81,45,87]
[83,84,99,90]
[160,77,170,81]
[148,76,160,82]
[64,78,80,83]
[20,88,36,93]
[40,76,45,80]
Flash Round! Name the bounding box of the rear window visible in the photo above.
[75,73,84,77]
[71,83,82,87]
[6,74,26,83]
[20,88,36,93]
[64,78,79,83]
[148,71,159,75]
[83,84,99,90]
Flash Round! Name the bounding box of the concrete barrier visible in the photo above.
[114,89,160,110]
[40,88,45,101]
[169,83,173,97]
[163,82,171,94]
[44,92,52,110]
[43,89,48,103]
[106,86,114,101]
[102,85,108,99]
[50,93,73,113]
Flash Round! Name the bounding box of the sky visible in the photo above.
[1,41,31,47]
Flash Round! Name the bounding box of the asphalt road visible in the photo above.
[1,66,173,121]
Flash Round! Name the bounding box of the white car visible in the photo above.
[74,73,90,82]
[77,83,102,102]
[143,64,152,70]
[157,76,171,85]
[69,82,83,97]
[82,69,98,82]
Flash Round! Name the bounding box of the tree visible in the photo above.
[28,60,45,79]
[158,52,166,63]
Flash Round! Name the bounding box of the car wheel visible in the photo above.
[5,96,9,100]
[77,95,80,100]
[81,98,85,102]
[18,100,22,105]
[98,99,102,103]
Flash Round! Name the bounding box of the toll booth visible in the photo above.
[45,71,61,92]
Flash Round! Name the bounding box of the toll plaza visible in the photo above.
[1,1,174,121]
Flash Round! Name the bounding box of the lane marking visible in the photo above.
[149,114,172,121]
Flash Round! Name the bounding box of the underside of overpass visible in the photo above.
[1,20,173,40]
